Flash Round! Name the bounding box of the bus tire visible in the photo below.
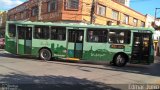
[39,49,52,61]
[113,54,127,67]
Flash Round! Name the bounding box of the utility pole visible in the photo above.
[90,0,95,24]
[38,0,42,21]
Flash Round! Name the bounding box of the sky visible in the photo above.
[0,0,26,11]
[0,0,159,17]
[130,0,160,17]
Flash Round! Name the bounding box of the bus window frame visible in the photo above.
[16,25,33,40]
[17,26,25,39]
[86,28,108,43]
[108,29,131,44]
[8,24,16,38]
[50,26,66,41]
[34,25,50,40]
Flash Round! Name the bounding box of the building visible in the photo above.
[145,14,155,28]
[7,0,146,27]
[0,11,7,27]
[0,11,7,36]
[112,0,130,7]
[82,0,146,27]
[153,18,160,56]
[0,12,2,27]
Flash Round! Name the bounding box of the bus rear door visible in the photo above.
[17,26,32,55]
[67,29,84,59]
[131,32,153,64]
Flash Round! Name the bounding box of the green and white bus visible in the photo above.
[5,21,154,66]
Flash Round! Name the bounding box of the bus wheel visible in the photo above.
[39,49,52,61]
[114,54,127,67]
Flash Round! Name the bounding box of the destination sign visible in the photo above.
[110,44,124,49]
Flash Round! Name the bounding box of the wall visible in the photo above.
[7,0,146,27]
[82,0,146,27]
[145,14,155,28]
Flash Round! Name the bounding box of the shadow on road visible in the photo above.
[0,52,37,59]
[0,52,160,78]
[49,60,160,77]
[0,73,120,90]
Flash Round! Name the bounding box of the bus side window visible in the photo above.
[18,26,25,39]
[87,29,107,43]
[8,24,16,37]
[34,26,49,39]
[88,31,95,42]
[78,34,83,41]
[51,27,66,40]
[108,31,116,43]
[109,30,130,44]
[26,27,32,40]
[135,37,140,45]
[35,28,41,39]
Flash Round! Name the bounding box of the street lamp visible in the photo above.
[154,8,160,29]
[155,8,160,20]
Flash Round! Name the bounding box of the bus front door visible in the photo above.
[17,26,32,55]
[131,33,151,64]
[67,29,84,59]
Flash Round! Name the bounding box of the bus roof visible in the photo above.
[6,21,155,32]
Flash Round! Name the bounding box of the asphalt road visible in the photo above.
[0,49,160,90]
